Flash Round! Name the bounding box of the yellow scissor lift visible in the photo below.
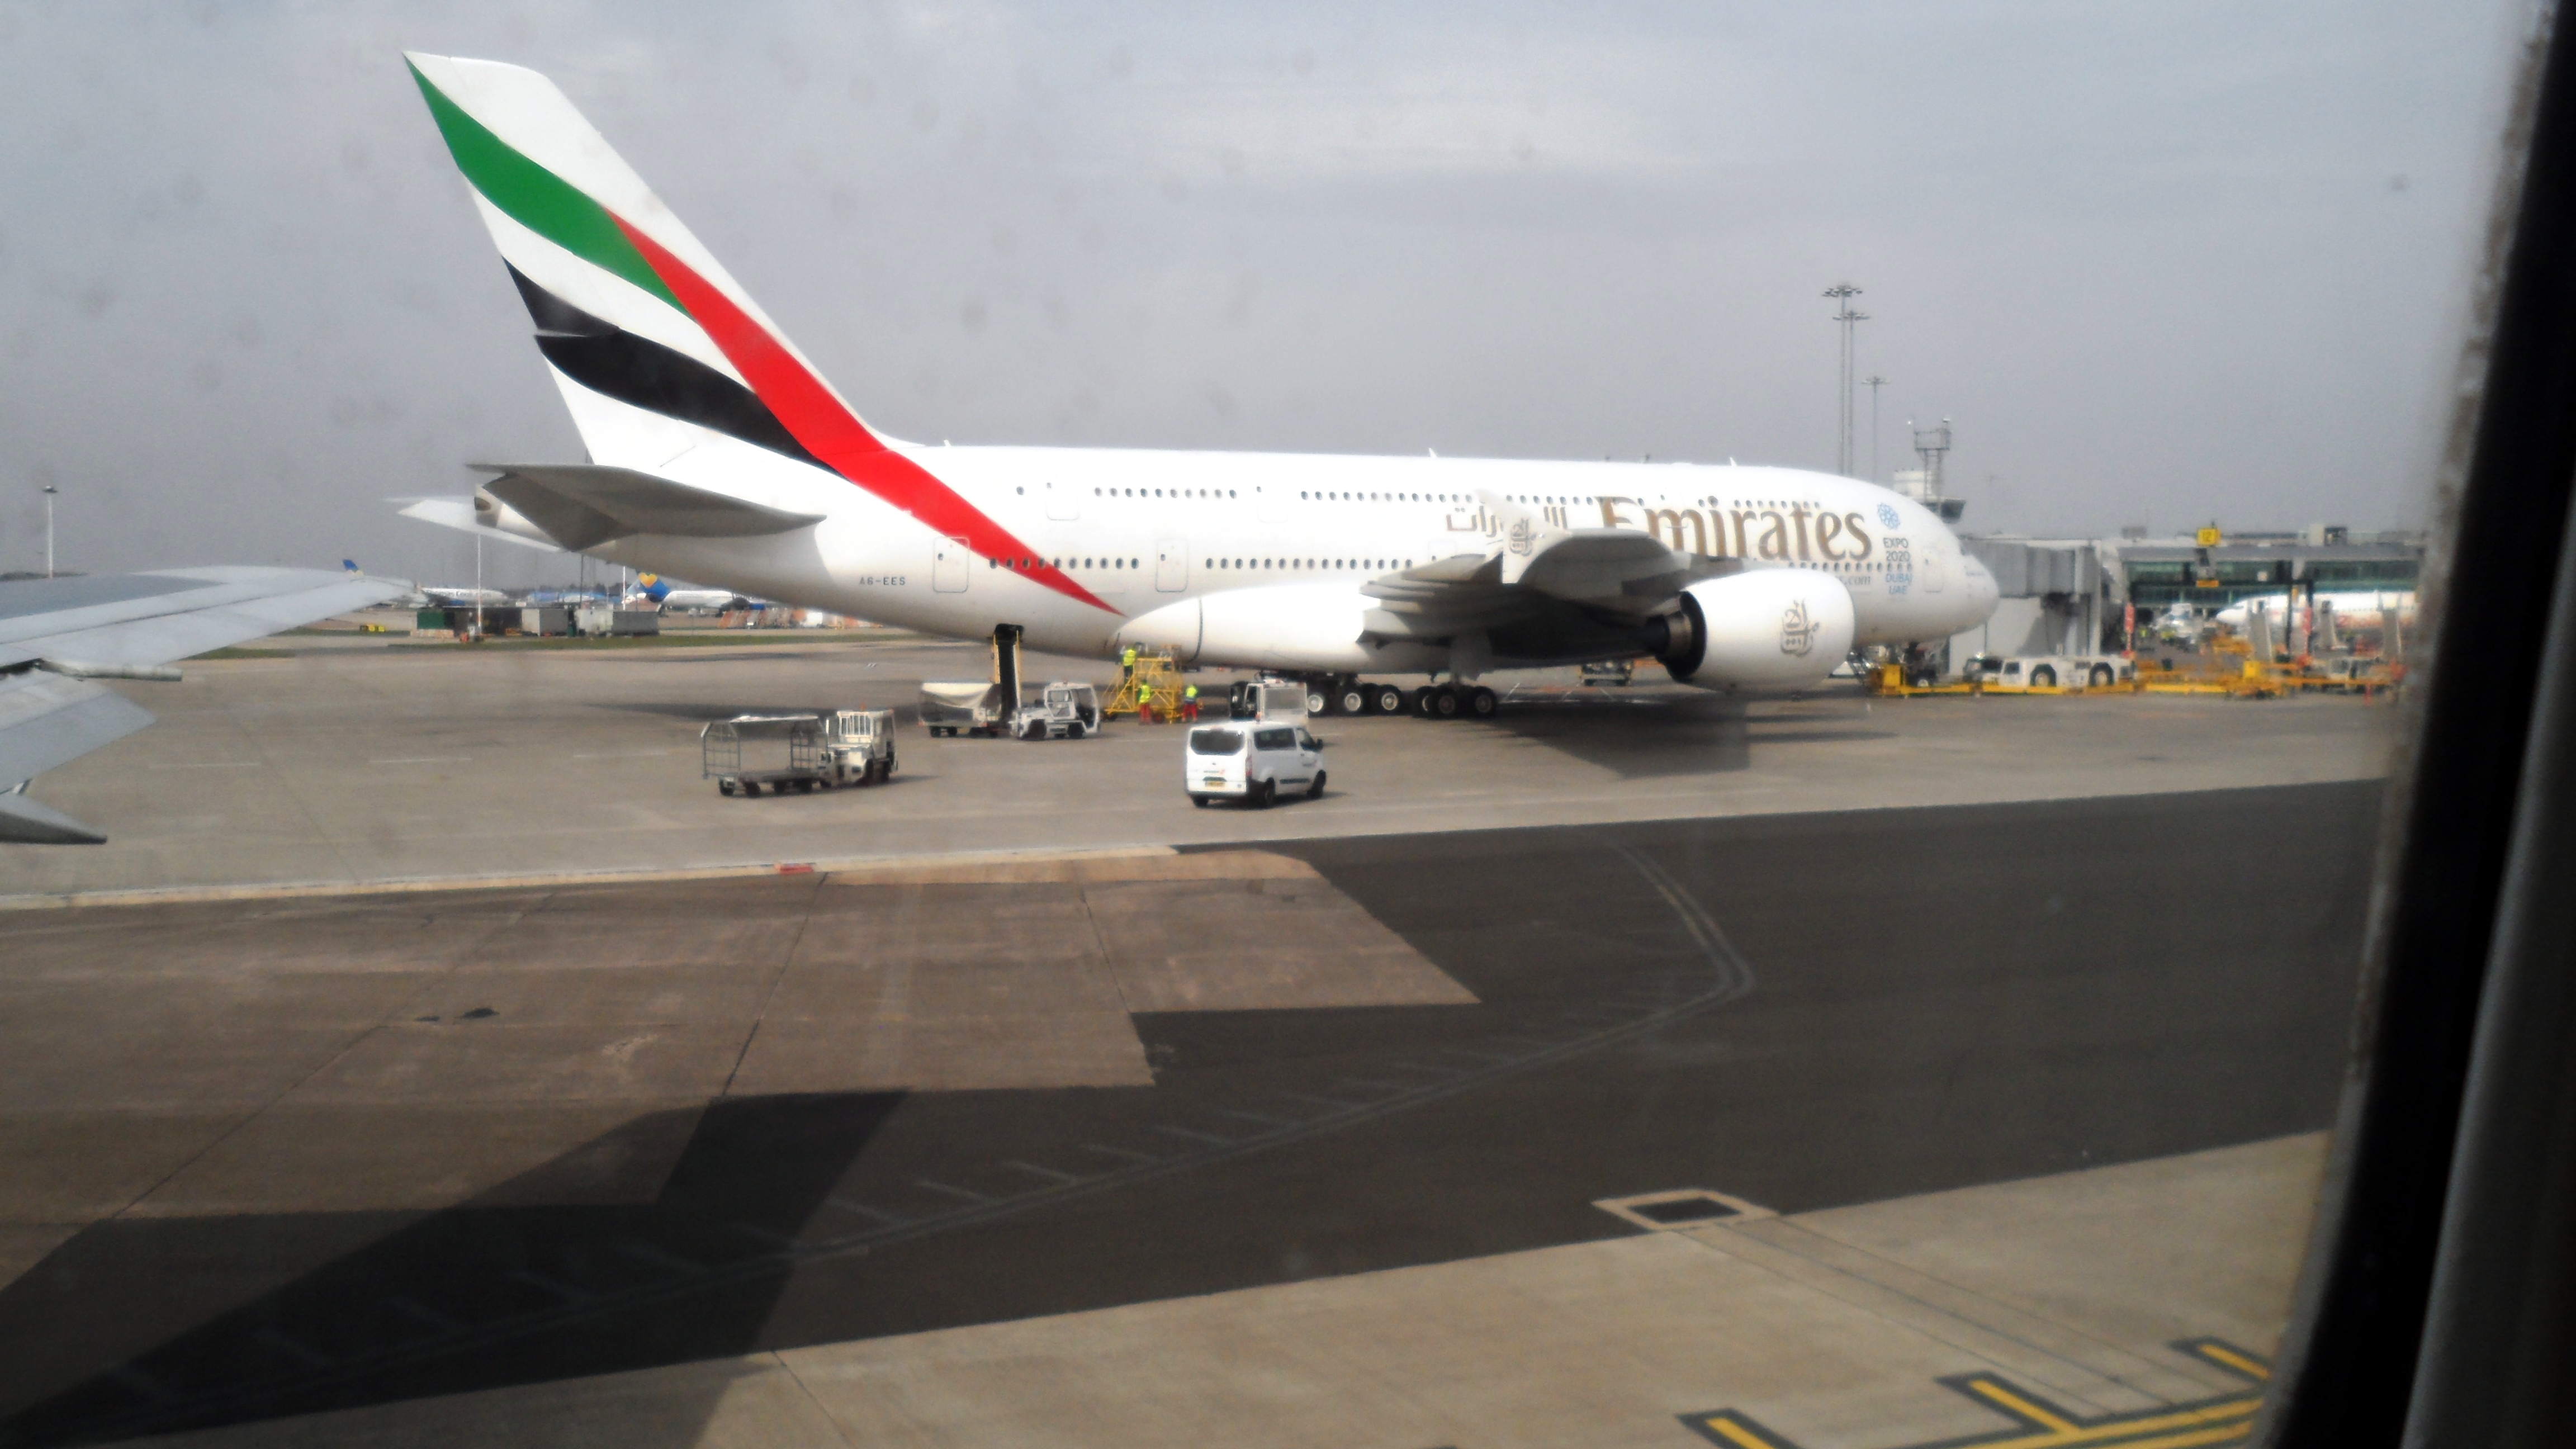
[1101,648,1189,721]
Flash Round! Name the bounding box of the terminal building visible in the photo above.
[1941,527,2426,671]
[1863,423,2423,670]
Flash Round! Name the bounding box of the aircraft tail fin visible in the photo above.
[404,53,888,478]
[405,53,1121,615]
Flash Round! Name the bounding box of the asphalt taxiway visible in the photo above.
[0,780,2379,1446]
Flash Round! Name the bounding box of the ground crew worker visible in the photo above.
[1182,683,1199,721]
[1120,645,1137,682]
[1137,680,1156,723]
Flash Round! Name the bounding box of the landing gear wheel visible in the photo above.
[1305,684,1330,716]
[1466,686,1498,719]
[1431,686,1461,719]
[1413,688,1437,718]
[1307,770,1327,799]
[1371,684,1404,715]
[1338,685,1368,716]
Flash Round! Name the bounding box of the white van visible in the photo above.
[1185,723,1325,808]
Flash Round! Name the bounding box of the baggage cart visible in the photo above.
[702,714,825,796]
[920,681,1005,737]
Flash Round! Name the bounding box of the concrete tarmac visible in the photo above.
[107,1133,2323,1449]
[0,782,2378,1445]
[0,628,2390,900]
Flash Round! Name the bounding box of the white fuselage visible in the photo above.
[517,438,1998,676]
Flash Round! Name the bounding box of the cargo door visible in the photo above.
[934,537,970,593]
[1156,538,1190,593]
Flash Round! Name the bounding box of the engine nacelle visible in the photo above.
[1646,569,1856,689]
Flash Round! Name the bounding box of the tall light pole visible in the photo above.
[41,485,57,578]
[1824,283,1867,476]
[1864,375,1888,483]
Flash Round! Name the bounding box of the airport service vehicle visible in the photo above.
[1987,656,2077,690]
[1984,655,2133,690]
[1016,683,1102,741]
[919,682,1006,738]
[1229,680,1313,726]
[921,680,1101,738]
[1186,723,1325,808]
[2310,656,2394,693]
[827,709,898,782]
[703,709,897,794]
[396,54,1999,712]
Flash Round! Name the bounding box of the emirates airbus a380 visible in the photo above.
[399,54,1999,717]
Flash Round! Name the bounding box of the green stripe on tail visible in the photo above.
[408,61,681,311]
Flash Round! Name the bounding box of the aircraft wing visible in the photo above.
[1360,493,1719,645]
[0,567,404,844]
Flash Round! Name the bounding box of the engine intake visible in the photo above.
[1647,570,1856,689]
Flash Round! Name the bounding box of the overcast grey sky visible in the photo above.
[0,0,2526,585]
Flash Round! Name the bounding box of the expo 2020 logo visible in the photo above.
[1877,503,1901,529]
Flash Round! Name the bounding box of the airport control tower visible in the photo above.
[1891,419,1966,522]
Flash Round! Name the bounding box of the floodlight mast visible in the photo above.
[41,485,58,577]
[1864,375,1888,483]
[1824,284,1867,477]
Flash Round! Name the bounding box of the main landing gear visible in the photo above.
[1298,677,1497,719]
[1303,678,1414,716]
[1412,684,1498,720]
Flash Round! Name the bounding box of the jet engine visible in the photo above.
[1641,569,1856,689]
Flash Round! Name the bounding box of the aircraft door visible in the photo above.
[1156,538,1190,592]
[934,537,970,593]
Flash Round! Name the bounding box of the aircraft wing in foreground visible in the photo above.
[0,567,403,844]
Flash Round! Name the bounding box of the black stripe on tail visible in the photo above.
[504,264,829,473]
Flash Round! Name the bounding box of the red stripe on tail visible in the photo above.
[613,218,1116,615]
